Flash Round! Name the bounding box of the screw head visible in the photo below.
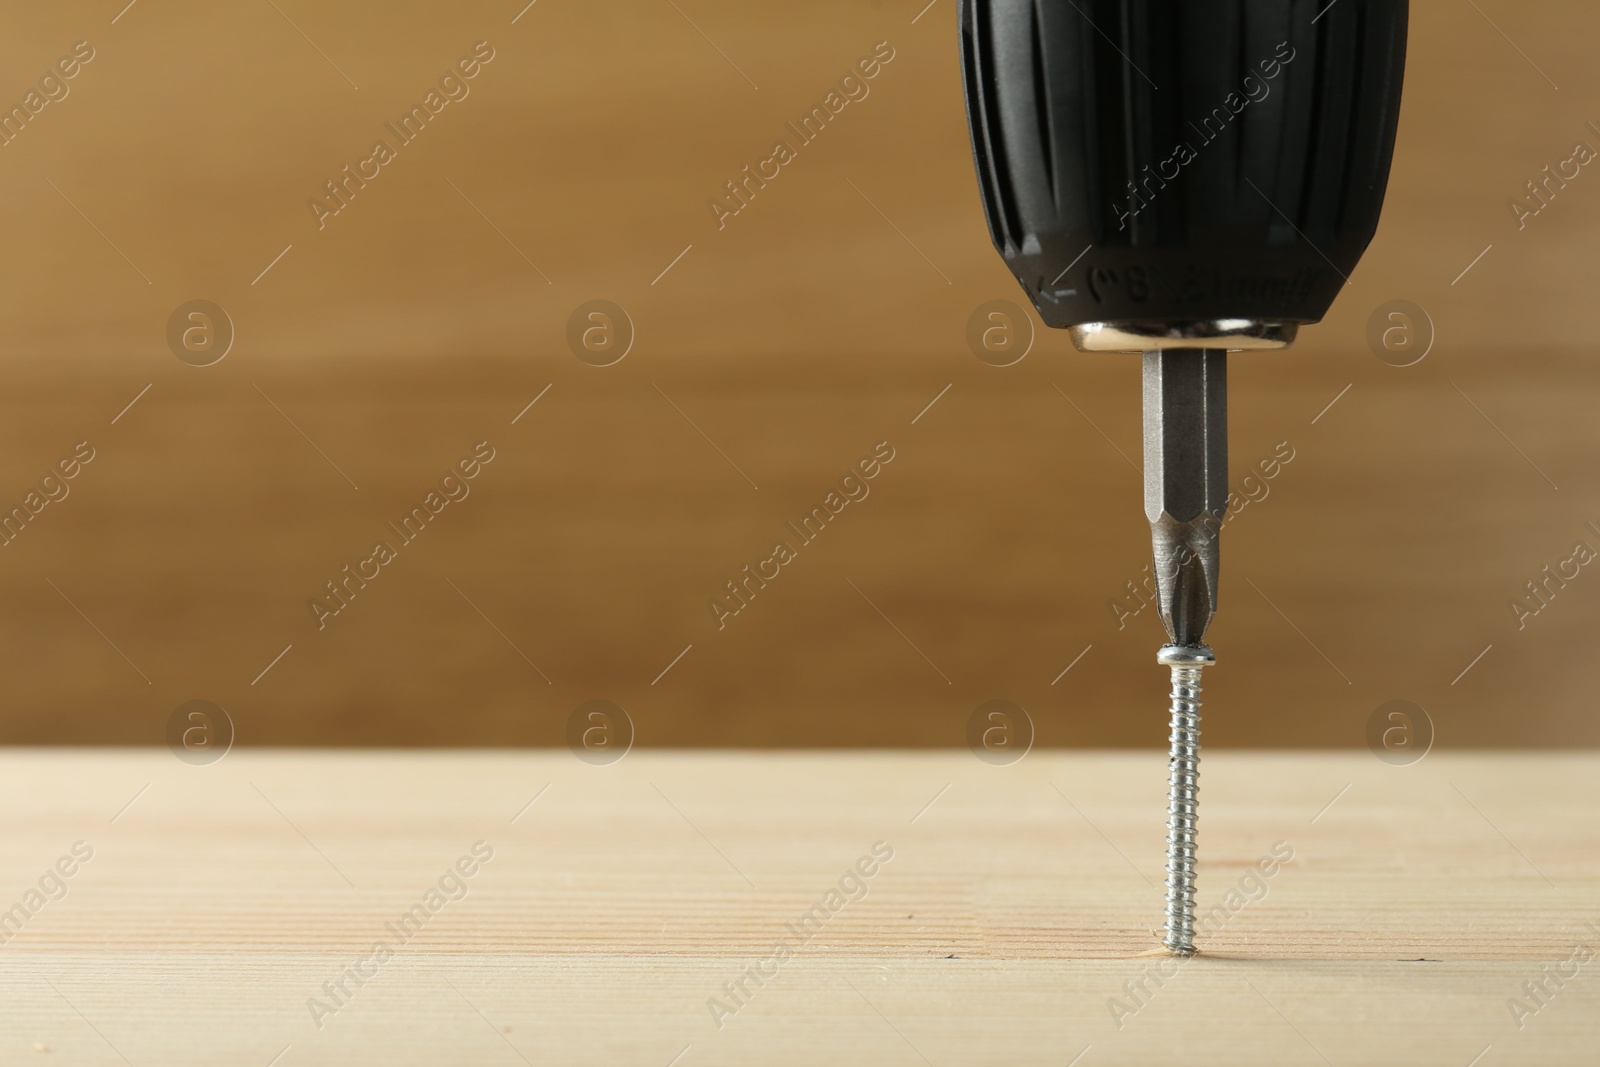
[1157,644,1215,668]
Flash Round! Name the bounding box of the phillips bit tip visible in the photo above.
[1142,349,1227,647]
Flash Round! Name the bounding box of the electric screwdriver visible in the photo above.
[959,0,1407,954]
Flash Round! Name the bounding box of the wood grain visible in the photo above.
[0,750,1593,1064]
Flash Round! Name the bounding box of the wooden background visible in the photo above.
[1,749,1594,1064]
[0,0,1597,747]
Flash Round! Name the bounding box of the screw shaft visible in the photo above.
[1163,658,1204,954]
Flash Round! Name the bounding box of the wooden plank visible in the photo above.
[0,750,1593,1064]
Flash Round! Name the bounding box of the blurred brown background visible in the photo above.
[0,0,1595,748]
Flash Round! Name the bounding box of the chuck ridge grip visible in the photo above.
[960,0,1407,329]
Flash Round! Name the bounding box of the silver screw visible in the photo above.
[1158,643,1213,955]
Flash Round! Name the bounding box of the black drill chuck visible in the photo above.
[959,0,1407,330]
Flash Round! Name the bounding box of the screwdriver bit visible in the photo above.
[1145,349,1227,650]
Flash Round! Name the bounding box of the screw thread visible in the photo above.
[1163,661,1203,955]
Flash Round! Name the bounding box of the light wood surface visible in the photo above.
[0,749,1593,1064]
